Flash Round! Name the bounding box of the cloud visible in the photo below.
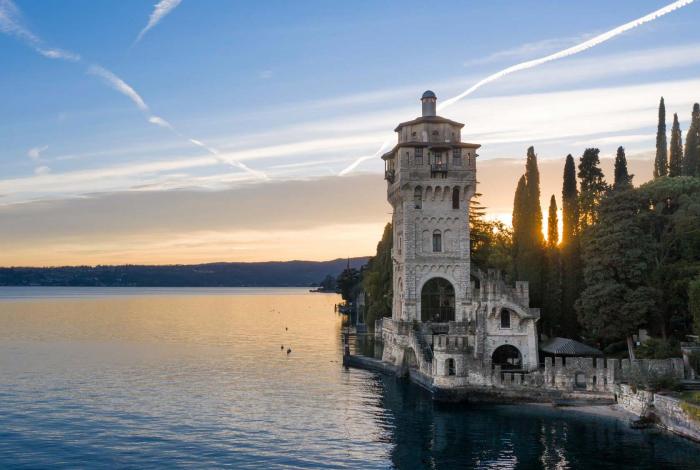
[33,166,50,175]
[135,0,183,44]
[0,174,389,265]
[340,0,696,175]
[87,65,267,180]
[0,0,80,61]
[27,145,48,160]
[463,34,594,67]
[88,65,149,112]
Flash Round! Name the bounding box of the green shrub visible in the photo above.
[635,338,681,359]
[680,401,700,423]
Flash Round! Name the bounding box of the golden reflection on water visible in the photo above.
[2,288,700,469]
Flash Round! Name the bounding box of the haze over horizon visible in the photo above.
[1,0,699,266]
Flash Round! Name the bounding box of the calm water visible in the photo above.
[1,287,700,469]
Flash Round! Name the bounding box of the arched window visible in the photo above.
[500,309,511,329]
[446,358,456,376]
[432,230,442,252]
[414,187,422,209]
[452,187,460,209]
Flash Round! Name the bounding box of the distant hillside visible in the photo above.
[0,258,369,287]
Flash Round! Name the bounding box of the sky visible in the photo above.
[1,0,699,266]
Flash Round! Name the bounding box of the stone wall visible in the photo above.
[615,384,700,442]
[543,357,618,393]
[653,394,700,442]
[619,358,685,381]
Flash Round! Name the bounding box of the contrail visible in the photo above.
[1,0,266,181]
[0,0,80,61]
[134,0,182,44]
[339,0,695,176]
[88,65,267,180]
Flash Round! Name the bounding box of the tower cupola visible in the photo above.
[421,90,437,117]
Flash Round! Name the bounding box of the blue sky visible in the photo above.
[1,0,700,265]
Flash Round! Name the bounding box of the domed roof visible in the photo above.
[421,90,436,100]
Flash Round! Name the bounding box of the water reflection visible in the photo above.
[373,369,700,469]
[0,287,699,469]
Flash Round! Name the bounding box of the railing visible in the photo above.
[430,163,448,174]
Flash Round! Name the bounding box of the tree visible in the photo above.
[669,113,683,177]
[525,146,544,247]
[654,97,668,178]
[470,193,513,275]
[683,103,700,176]
[561,155,578,246]
[542,195,562,336]
[512,175,527,255]
[576,190,658,360]
[636,176,700,339]
[547,195,559,247]
[337,265,360,303]
[690,277,700,335]
[512,148,545,309]
[560,154,581,337]
[362,223,393,328]
[613,146,633,190]
[578,148,607,230]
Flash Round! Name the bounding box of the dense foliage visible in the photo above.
[361,223,394,327]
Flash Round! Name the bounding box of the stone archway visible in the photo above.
[421,277,455,322]
[403,348,418,370]
[492,344,522,370]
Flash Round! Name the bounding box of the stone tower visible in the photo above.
[382,91,480,324]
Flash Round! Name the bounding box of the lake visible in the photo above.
[1,287,699,469]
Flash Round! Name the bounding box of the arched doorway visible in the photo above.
[492,345,522,370]
[403,348,418,370]
[421,277,455,322]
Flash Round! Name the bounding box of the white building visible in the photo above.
[379,91,540,385]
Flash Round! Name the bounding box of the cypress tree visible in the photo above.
[683,103,700,176]
[512,175,527,254]
[561,155,578,245]
[654,97,668,178]
[542,195,562,336]
[513,147,545,311]
[525,146,544,246]
[547,195,558,247]
[669,113,683,177]
[578,148,607,230]
[613,146,633,190]
[561,155,581,338]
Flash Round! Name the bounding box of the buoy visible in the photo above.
[281,345,284,350]
[287,348,292,354]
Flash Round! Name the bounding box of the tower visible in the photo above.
[382,91,480,324]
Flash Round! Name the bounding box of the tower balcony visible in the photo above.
[384,169,396,183]
[430,163,448,177]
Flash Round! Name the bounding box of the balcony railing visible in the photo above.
[430,163,448,176]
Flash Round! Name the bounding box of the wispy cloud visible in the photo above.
[0,0,80,61]
[27,145,48,161]
[135,0,182,44]
[34,166,50,176]
[340,0,696,175]
[463,34,595,67]
[2,0,265,181]
[88,65,149,112]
